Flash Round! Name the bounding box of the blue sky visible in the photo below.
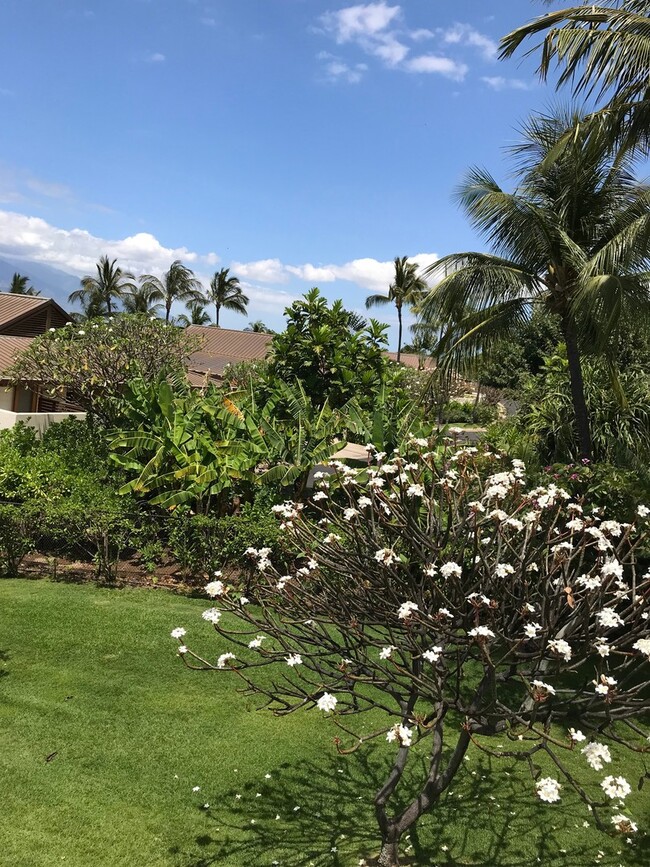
[0,0,563,339]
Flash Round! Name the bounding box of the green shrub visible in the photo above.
[0,504,35,577]
[440,400,498,426]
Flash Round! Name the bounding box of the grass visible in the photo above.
[1,578,649,866]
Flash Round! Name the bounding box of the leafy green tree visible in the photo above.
[9,315,199,425]
[8,272,39,296]
[419,109,650,459]
[270,288,389,410]
[176,300,212,326]
[140,260,204,323]
[366,256,428,363]
[501,0,650,155]
[207,267,248,327]
[69,256,135,316]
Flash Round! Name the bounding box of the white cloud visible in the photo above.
[482,76,533,91]
[321,2,401,43]
[145,52,166,63]
[249,253,439,294]
[318,53,368,83]
[404,55,468,80]
[230,258,290,284]
[441,24,497,61]
[317,7,497,82]
[0,209,218,277]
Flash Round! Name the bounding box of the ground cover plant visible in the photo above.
[1,578,649,867]
[176,441,650,865]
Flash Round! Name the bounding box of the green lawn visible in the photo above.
[1,578,648,866]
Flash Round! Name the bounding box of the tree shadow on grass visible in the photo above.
[0,649,9,678]
[170,747,648,866]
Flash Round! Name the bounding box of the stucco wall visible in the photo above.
[0,410,86,433]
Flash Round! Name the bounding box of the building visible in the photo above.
[0,293,83,430]
[185,325,273,386]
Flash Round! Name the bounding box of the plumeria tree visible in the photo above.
[171,441,650,866]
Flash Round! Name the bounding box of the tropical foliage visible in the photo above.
[69,255,136,316]
[269,288,389,410]
[419,108,650,459]
[140,259,204,323]
[366,256,428,362]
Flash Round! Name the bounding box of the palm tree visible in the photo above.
[8,272,39,295]
[122,283,164,317]
[244,320,272,333]
[207,268,248,326]
[69,256,135,316]
[140,260,204,324]
[419,108,650,460]
[365,256,428,363]
[501,1,650,155]
[176,300,212,327]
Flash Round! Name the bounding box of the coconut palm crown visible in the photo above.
[500,1,650,156]
[140,260,204,323]
[366,256,428,363]
[419,108,650,459]
[69,256,136,316]
[207,268,248,327]
[8,272,39,296]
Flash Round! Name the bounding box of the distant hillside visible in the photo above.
[0,257,78,307]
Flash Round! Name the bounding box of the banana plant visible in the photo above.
[110,378,264,513]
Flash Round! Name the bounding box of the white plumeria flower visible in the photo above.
[406,484,425,498]
[202,608,222,624]
[285,654,303,667]
[178,645,188,655]
[424,564,437,577]
[374,548,399,566]
[344,508,359,520]
[596,608,624,629]
[637,505,650,518]
[357,496,372,508]
[569,728,586,742]
[423,646,443,663]
[217,652,235,669]
[171,627,186,639]
[595,638,611,657]
[248,635,265,649]
[317,693,338,713]
[601,559,624,580]
[601,776,631,800]
[523,622,542,639]
[323,533,341,544]
[611,814,637,833]
[397,725,413,746]
[531,680,556,697]
[437,607,453,619]
[593,674,617,695]
[495,563,515,578]
[440,562,462,579]
[398,601,419,620]
[548,638,572,662]
[632,638,650,657]
[469,625,495,640]
[205,580,224,597]
[577,574,602,590]
[581,742,612,771]
[536,777,561,803]
[277,575,291,590]
[379,646,396,660]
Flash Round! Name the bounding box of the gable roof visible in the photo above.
[0,293,70,333]
[0,336,33,378]
[186,325,273,361]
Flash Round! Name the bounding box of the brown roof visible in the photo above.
[0,336,33,378]
[186,326,273,380]
[187,326,273,360]
[0,293,69,332]
[386,352,435,370]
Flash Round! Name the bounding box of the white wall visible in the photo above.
[0,386,13,412]
[0,410,86,433]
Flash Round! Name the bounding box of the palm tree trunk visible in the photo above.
[215,303,220,327]
[396,304,403,364]
[165,300,171,324]
[561,314,593,460]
